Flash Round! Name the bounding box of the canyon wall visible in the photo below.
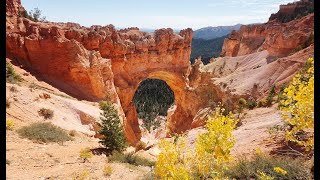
[221,13,314,57]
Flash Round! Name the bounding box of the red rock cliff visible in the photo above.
[221,13,314,57]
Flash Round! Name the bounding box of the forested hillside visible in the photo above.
[132,79,174,130]
[190,35,227,64]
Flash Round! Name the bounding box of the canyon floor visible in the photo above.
[6,60,286,179]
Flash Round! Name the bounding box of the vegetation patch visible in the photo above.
[18,7,46,22]
[224,154,311,180]
[69,130,77,137]
[108,151,155,167]
[79,147,93,163]
[155,106,238,179]
[6,119,15,130]
[17,122,72,143]
[71,169,90,180]
[281,57,314,151]
[38,108,54,119]
[247,98,257,110]
[133,78,174,132]
[135,140,147,152]
[99,101,128,151]
[6,61,22,83]
[103,164,113,177]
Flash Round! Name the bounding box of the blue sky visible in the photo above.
[21,0,294,30]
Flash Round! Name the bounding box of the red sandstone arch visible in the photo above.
[115,70,191,144]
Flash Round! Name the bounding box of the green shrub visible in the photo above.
[108,151,155,167]
[6,61,22,83]
[18,8,46,22]
[38,108,54,119]
[247,99,257,110]
[17,122,72,143]
[224,154,311,180]
[237,98,247,119]
[99,101,128,152]
[238,98,247,108]
[265,85,276,107]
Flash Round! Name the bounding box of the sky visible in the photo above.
[20,0,295,30]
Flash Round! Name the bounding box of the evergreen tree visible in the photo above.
[99,101,128,152]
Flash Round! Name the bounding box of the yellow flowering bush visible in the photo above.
[6,119,15,130]
[194,107,237,178]
[273,167,287,175]
[155,136,192,179]
[155,106,238,179]
[257,171,274,180]
[79,147,93,163]
[281,57,314,151]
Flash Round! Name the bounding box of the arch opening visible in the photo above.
[132,78,175,134]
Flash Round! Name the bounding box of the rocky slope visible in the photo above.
[221,9,314,57]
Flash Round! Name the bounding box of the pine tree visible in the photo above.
[99,101,128,152]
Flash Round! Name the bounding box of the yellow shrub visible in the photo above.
[155,136,192,179]
[103,164,113,177]
[281,57,314,151]
[155,106,238,179]
[194,107,238,178]
[72,169,90,180]
[257,171,274,180]
[79,147,93,162]
[273,167,287,175]
[6,119,15,130]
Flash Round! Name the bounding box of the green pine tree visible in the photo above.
[99,101,128,152]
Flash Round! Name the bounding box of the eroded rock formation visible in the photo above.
[221,12,314,57]
[6,0,235,144]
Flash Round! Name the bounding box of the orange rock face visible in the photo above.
[7,0,230,145]
[221,13,314,57]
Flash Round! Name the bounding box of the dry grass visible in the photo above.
[108,151,155,167]
[224,154,312,180]
[103,164,113,177]
[17,122,72,143]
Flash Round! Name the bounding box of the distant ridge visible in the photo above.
[193,24,242,40]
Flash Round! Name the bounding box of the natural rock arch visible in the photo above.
[115,70,192,144]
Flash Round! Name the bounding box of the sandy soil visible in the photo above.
[6,130,151,180]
